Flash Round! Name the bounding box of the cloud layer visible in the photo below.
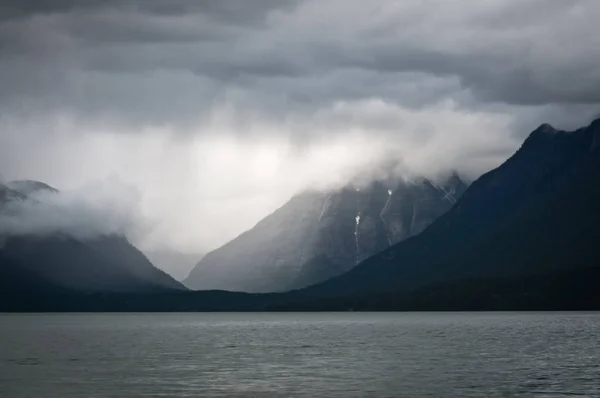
[0,179,146,242]
[1,0,599,122]
[1,0,599,257]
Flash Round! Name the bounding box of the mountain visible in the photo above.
[184,174,467,292]
[3,119,600,312]
[304,118,600,298]
[0,180,185,293]
[5,180,58,196]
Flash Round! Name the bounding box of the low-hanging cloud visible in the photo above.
[1,0,599,263]
[0,100,516,254]
[0,179,148,243]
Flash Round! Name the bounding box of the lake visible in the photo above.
[1,312,598,397]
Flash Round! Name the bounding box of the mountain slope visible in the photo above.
[185,174,467,293]
[0,181,185,293]
[304,119,600,297]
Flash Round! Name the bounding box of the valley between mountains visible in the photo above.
[2,118,600,311]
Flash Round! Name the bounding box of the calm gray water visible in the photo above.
[0,312,599,397]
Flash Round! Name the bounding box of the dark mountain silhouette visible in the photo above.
[0,181,185,293]
[302,118,600,297]
[184,174,467,292]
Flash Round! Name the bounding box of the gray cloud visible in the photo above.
[0,179,147,242]
[0,0,598,125]
[0,1,300,23]
[1,0,599,265]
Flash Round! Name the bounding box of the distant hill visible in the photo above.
[185,174,467,292]
[0,181,185,294]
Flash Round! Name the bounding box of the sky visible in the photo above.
[1,0,599,271]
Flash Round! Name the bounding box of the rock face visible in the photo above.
[0,180,185,293]
[184,174,467,292]
[306,118,600,297]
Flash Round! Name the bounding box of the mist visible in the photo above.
[0,100,524,256]
[0,179,147,244]
[1,0,600,272]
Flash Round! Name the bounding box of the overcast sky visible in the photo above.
[1,0,599,260]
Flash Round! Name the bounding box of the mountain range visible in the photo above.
[301,119,600,299]
[1,118,600,311]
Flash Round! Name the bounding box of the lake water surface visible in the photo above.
[1,312,599,397]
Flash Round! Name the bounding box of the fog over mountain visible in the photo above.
[0,180,185,292]
[0,179,146,242]
[1,1,599,276]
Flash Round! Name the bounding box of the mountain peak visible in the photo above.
[305,117,600,298]
[532,123,558,135]
[519,123,562,152]
[536,123,557,133]
[6,180,58,196]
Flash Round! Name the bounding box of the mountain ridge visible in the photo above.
[185,174,467,292]
[3,118,600,311]
[301,118,600,297]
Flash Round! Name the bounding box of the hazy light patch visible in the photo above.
[0,99,521,255]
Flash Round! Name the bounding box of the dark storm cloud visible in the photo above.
[0,0,300,22]
[0,0,598,127]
